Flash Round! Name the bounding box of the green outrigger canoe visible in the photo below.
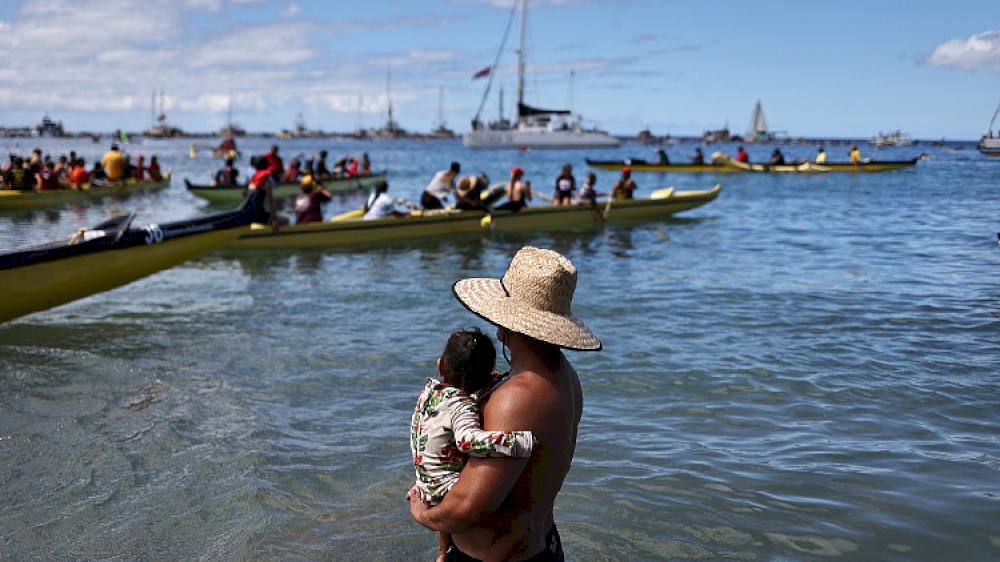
[184,170,387,204]
[224,184,721,250]
[0,170,172,210]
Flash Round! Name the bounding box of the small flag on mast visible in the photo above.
[472,66,491,80]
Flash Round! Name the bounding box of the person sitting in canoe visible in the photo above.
[314,151,332,180]
[3,157,34,191]
[294,175,332,224]
[248,156,289,232]
[493,166,550,211]
[35,160,61,191]
[148,156,163,181]
[214,158,240,187]
[265,145,284,182]
[364,181,408,220]
[736,146,749,163]
[815,148,827,165]
[455,176,488,211]
[360,153,372,176]
[282,153,304,183]
[552,163,578,206]
[654,148,670,164]
[768,149,785,166]
[580,172,607,205]
[68,158,90,188]
[612,167,637,200]
[101,144,125,181]
[690,147,705,165]
[421,161,461,210]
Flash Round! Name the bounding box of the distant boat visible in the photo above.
[870,129,916,147]
[463,0,619,149]
[978,101,1000,156]
[745,101,787,142]
[33,114,65,137]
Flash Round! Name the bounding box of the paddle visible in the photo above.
[601,193,613,222]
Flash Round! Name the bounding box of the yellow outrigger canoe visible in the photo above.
[711,152,918,173]
[0,170,172,210]
[0,194,260,323]
[225,184,721,250]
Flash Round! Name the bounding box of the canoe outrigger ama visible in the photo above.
[0,194,261,324]
[184,170,388,204]
[225,184,721,250]
[0,170,172,210]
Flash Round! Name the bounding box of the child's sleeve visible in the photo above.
[449,397,534,459]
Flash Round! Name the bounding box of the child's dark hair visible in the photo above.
[441,327,496,394]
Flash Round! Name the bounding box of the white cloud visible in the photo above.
[280,2,302,17]
[922,31,1000,71]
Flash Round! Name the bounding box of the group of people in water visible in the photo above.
[0,144,163,191]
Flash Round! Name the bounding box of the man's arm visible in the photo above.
[409,390,531,534]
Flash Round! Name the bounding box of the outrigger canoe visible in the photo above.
[711,152,918,173]
[184,170,388,204]
[0,170,172,210]
[586,158,734,173]
[225,184,721,250]
[0,193,261,323]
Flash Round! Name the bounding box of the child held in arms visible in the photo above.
[410,327,535,562]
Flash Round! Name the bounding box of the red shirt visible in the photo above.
[69,165,90,185]
[250,170,273,189]
[265,153,283,176]
[37,168,60,191]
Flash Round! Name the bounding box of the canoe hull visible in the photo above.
[586,159,736,173]
[0,230,235,323]
[226,185,721,249]
[0,196,259,323]
[710,153,917,172]
[186,171,387,204]
[0,171,172,210]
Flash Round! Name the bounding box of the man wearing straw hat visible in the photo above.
[408,246,600,562]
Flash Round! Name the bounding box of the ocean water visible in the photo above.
[1,137,998,561]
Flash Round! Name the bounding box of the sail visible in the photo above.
[747,101,768,138]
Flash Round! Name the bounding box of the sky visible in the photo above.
[2,0,1000,140]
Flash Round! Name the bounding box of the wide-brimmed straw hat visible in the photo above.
[453,246,601,351]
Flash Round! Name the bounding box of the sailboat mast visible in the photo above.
[516,0,527,113]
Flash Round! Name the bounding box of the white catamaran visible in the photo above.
[463,0,619,149]
[978,100,1000,156]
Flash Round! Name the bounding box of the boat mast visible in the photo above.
[516,0,527,114]
[987,100,1000,136]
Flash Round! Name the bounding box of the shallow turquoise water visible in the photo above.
[1,138,998,561]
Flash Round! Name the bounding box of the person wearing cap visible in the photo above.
[408,246,600,562]
[422,161,462,210]
[294,174,332,224]
[612,166,637,200]
[101,144,125,181]
[364,180,407,220]
[493,166,551,212]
